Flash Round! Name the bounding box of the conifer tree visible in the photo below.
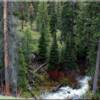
[36,2,49,32]
[55,2,63,30]
[18,47,28,92]
[63,38,76,70]
[49,3,57,36]
[22,28,33,62]
[85,2,100,67]
[37,2,49,61]
[48,34,59,70]
[75,2,100,69]
[48,2,57,33]
[61,1,76,70]
[61,2,73,42]
[38,21,47,61]
[75,2,100,93]
[48,4,59,71]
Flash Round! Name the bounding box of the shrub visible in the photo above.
[47,71,64,81]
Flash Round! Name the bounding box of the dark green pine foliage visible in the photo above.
[49,3,57,36]
[22,29,33,62]
[74,2,100,77]
[61,2,76,70]
[18,47,28,92]
[38,2,49,62]
[47,2,55,16]
[75,3,87,57]
[85,2,100,67]
[48,5,59,70]
[48,34,59,70]
[36,2,49,32]
[61,2,73,41]
[75,2,100,69]
[63,38,76,70]
[38,21,47,61]
[74,4,88,73]
[55,2,63,30]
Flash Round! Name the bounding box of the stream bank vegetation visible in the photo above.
[0,0,100,99]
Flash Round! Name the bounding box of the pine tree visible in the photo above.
[74,2,89,72]
[48,34,59,70]
[55,2,63,30]
[75,2,100,69]
[47,2,58,32]
[63,38,76,70]
[38,21,47,61]
[18,47,28,92]
[61,2,73,42]
[48,4,59,71]
[82,2,100,94]
[37,2,49,62]
[49,3,57,36]
[36,2,49,32]
[61,1,76,70]
[22,28,33,62]
[85,2,100,67]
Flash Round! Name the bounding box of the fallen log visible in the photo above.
[33,62,48,73]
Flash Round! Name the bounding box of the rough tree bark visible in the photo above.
[3,0,10,95]
[93,38,100,94]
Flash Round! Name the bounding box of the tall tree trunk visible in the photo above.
[93,38,100,94]
[3,0,10,95]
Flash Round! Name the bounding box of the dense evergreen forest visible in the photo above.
[0,1,100,99]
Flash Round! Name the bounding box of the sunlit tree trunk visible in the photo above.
[93,38,100,94]
[3,0,10,95]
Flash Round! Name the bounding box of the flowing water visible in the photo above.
[41,76,91,99]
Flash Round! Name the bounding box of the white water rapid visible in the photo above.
[41,76,91,99]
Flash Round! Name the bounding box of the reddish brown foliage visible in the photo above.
[48,71,64,80]
[64,70,78,86]
[48,70,78,87]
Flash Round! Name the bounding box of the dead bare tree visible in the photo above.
[93,38,100,94]
[3,0,10,95]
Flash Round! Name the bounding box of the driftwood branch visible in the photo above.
[33,63,48,73]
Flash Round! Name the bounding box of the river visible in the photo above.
[41,76,91,99]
